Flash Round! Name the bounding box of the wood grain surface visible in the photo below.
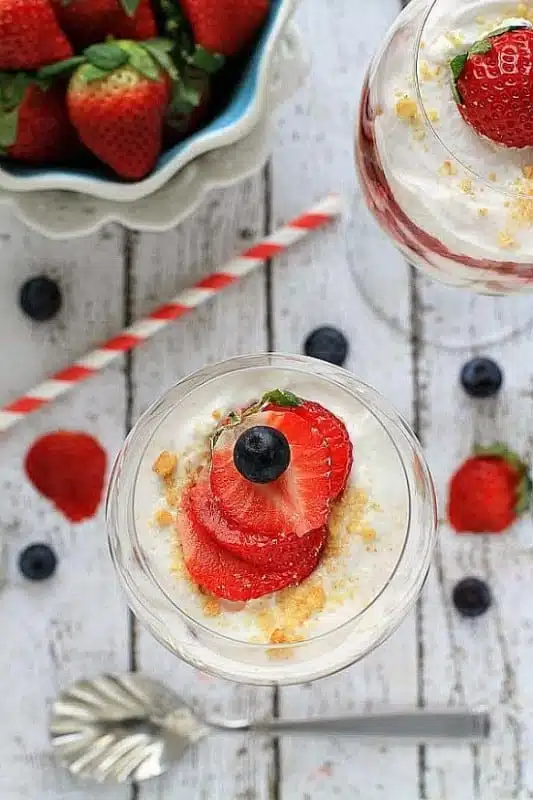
[0,0,531,798]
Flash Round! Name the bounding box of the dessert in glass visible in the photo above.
[107,354,437,685]
[356,0,533,347]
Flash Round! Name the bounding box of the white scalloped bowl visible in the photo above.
[0,0,298,203]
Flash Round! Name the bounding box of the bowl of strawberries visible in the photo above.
[0,0,297,202]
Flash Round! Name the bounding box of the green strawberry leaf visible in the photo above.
[0,71,32,109]
[450,52,467,82]
[119,0,141,17]
[38,56,85,80]
[125,44,160,81]
[85,42,129,71]
[469,38,492,56]
[141,39,178,79]
[487,22,532,39]
[186,46,225,74]
[0,107,20,148]
[261,389,302,408]
[516,472,533,515]
[169,79,201,114]
[81,64,111,83]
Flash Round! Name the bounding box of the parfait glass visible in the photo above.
[106,354,437,685]
[356,0,533,349]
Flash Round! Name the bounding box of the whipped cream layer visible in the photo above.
[373,0,533,268]
[132,365,412,683]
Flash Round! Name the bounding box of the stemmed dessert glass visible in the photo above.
[106,354,438,685]
[356,0,533,348]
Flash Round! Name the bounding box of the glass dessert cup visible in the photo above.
[356,0,533,349]
[107,354,438,686]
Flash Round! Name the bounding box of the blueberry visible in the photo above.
[234,425,291,484]
[19,276,62,322]
[460,357,503,399]
[19,543,57,581]
[304,327,349,367]
[452,577,492,618]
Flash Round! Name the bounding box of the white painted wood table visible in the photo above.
[1,1,532,798]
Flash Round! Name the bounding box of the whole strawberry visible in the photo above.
[50,0,156,50]
[447,444,532,534]
[451,24,533,148]
[0,0,72,70]
[180,0,270,57]
[0,74,79,164]
[64,40,173,180]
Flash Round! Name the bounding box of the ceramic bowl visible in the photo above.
[0,0,299,203]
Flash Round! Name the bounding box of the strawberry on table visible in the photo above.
[0,73,79,164]
[211,407,332,538]
[50,0,156,50]
[451,23,533,149]
[189,472,327,568]
[0,0,72,70]
[179,0,270,57]
[447,443,532,534]
[179,480,326,601]
[63,40,174,180]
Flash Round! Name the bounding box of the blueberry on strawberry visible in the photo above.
[234,425,291,484]
[450,22,533,148]
[447,443,532,534]
[460,357,503,399]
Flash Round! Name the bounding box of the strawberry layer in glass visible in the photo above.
[356,0,533,293]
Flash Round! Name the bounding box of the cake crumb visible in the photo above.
[427,109,440,123]
[459,178,474,195]
[165,485,181,508]
[445,31,465,48]
[211,409,223,421]
[498,231,515,248]
[523,165,533,180]
[395,96,418,121]
[419,61,441,81]
[202,597,222,617]
[439,160,456,177]
[154,508,174,527]
[478,207,489,217]
[152,450,177,481]
[488,171,497,182]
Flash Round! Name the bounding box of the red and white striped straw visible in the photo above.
[0,193,342,434]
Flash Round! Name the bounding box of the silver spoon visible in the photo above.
[50,673,491,784]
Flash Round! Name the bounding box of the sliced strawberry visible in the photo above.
[211,410,332,538]
[178,482,326,601]
[189,472,327,568]
[267,400,353,499]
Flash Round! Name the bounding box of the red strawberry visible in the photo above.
[268,400,353,499]
[51,0,156,50]
[211,409,332,538]
[179,481,325,601]
[67,41,171,180]
[179,0,270,57]
[165,67,211,145]
[0,0,72,70]
[24,431,107,523]
[451,24,533,148]
[189,472,327,568]
[0,75,79,164]
[447,444,532,534]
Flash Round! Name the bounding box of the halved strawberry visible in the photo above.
[189,471,327,568]
[211,409,332,537]
[178,482,326,601]
[268,400,353,499]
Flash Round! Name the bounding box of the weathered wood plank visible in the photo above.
[0,214,130,800]
[270,0,420,797]
[129,177,275,800]
[417,279,533,800]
